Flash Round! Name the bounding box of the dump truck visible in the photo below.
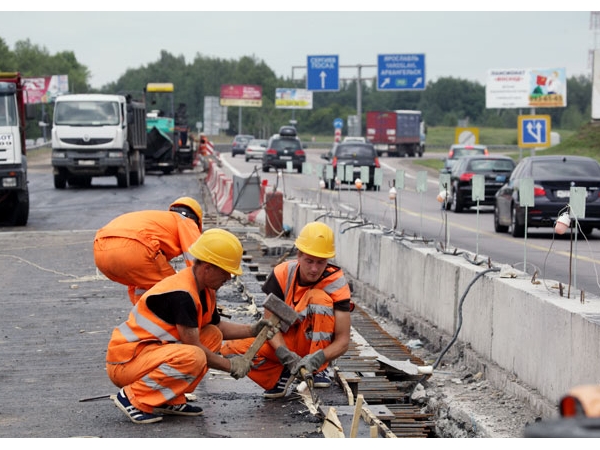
[143,83,196,174]
[51,93,147,188]
[0,72,32,226]
[366,110,425,157]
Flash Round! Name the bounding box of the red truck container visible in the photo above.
[366,110,425,158]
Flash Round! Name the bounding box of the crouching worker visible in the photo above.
[94,196,204,305]
[221,221,353,398]
[105,228,278,424]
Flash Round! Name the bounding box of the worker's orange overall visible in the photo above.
[221,260,351,390]
[106,267,219,414]
[94,210,200,304]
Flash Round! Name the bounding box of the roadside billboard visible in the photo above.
[275,88,313,109]
[22,75,69,104]
[220,84,262,107]
[485,68,566,109]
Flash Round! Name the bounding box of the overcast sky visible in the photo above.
[1,9,597,89]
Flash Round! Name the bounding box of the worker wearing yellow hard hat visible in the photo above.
[93,197,203,304]
[222,221,354,398]
[106,228,278,424]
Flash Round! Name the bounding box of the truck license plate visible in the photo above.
[78,160,96,166]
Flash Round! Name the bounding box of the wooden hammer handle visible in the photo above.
[241,315,282,363]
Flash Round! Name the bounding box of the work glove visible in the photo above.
[291,350,326,377]
[250,318,280,339]
[228,355,252,380]
[275,346,302,372]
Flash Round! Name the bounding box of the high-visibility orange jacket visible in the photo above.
[105,267,222,413]
[106,266,218,364]
[94,210,201,304]
[221,260,352,389]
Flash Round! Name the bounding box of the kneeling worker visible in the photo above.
[221,221,353,398]
[106,228,278,424]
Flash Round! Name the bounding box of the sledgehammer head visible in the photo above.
[263,293,299,332]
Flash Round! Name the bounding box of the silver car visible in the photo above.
[244,139,267,162]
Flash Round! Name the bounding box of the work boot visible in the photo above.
[114,388,162,424]
[263,368,293,399]
[155,403,204,416]
[313,369,332,388]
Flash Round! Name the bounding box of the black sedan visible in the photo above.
[493,155,600,237]
[320,142,381,190]
[444,155,516,213]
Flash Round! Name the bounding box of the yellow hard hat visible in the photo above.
[294,222,335,259]
[170,197,203,231]
[189,228,243,275]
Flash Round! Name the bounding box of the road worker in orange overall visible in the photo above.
[93,197,203,305]
[106,228,279,424]
[221,221,353,398]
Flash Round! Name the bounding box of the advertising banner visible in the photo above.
[22,75,69,104]
[486,68,566,109]
[275,88,313,109]
[220,84,262,107]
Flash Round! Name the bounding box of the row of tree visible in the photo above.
[1,37,593,139]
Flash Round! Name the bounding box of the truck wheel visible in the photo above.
[54,173,67,189]
[139,154,145,185]
[117,169,130,188]
[11,189,29,226]
[130,154,144,186]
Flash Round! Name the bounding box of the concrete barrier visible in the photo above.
[282,198,600,414]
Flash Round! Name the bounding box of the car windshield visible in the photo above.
[469,159,514,172]
[249,139,266,146]
[54,101,120,126]
[531,159,600,178]
[336,145,374,158]
[272,138,301,151]
[235,136,252,144]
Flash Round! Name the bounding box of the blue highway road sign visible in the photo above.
[333,118,343,129]
[377,54,425,91]
[518,115,551,148]
[307,55,339,92]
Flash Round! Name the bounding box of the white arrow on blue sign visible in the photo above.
[307,55,339,92]
[377,54,425,91]
[522,119,548,144]
[333,118,343,129]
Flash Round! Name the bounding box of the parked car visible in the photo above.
[231,134,255,157]
[494,155,600,237]
[262,127,306,173]
[320,141,381,190]
[444,155,516,213]
[442,144,489,173]
[244,138,267,162]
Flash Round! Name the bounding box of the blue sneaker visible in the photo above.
[155,403,204,416]
[263,368,294,399]
[313,370,332,388]
[114,388,162,424]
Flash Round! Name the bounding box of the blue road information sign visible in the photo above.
[307,55,339,91]
[518,115,551,148]
[333,118,343,129]
[377,54,425,91]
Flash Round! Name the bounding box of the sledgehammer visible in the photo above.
[241,293,299,364]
